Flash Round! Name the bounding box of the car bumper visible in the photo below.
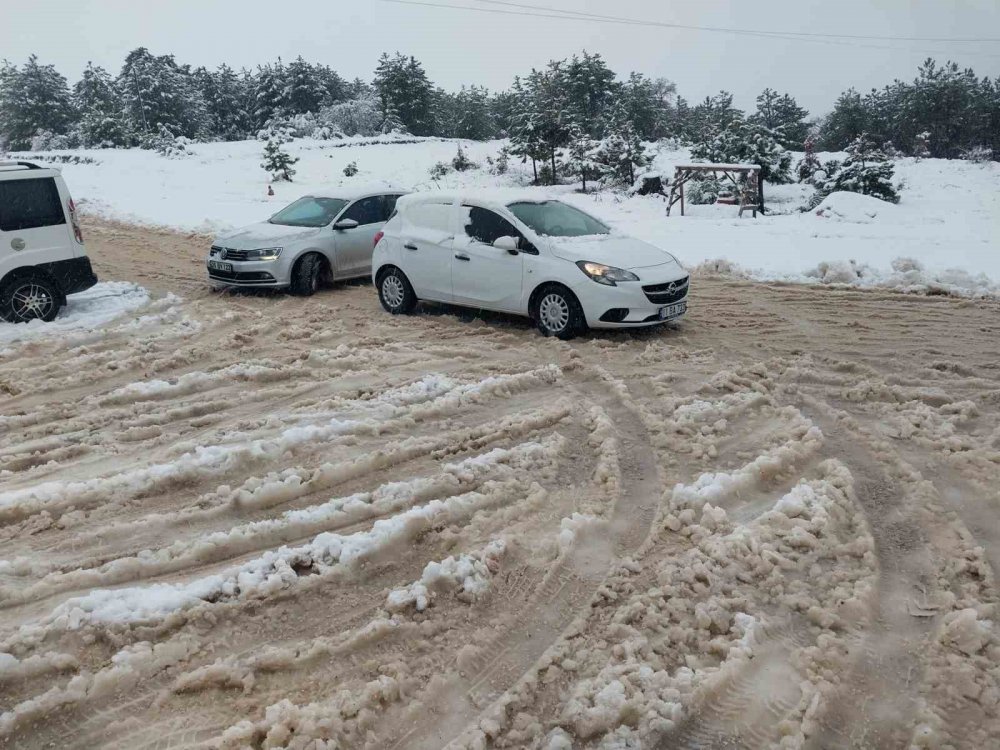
[206,258,288,287]
[571,270,689,329]
[39,256,98,296]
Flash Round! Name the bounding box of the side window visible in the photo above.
[463,206,518,245]
[381,194,401,221]
[341,196,383,226]
[407,203,453,233]
[0,177,66,232]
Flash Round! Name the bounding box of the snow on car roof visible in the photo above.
[308,182,406,200]
[397,188,572,213]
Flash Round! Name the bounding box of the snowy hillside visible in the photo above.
[12,137,1000,297]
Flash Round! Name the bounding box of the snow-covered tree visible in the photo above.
[117,48,206,140]
[374,53,434,135]
[285,56,326,115]
[74,62,129,147]
[261,138,297,181]
[592,102,648,186]
[812,133,899,205]
[0,55,76,150]
[750,88,809,148]
[563,124,602,191]
[691,117,792,185]
[453,86,494,140]
[194,64,250,140]
[252,60,288,130]
[317,93,382,136]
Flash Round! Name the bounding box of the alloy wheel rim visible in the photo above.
[383,275,405,308]
[539,293,569,332]
[11,284,53,321]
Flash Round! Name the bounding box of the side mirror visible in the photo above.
[493,236,519,255]
[333,218,359,230]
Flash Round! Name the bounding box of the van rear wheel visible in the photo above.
[1,275,61,323]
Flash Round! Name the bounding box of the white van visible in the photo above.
[0,161,97,323]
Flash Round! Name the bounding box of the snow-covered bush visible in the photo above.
[686,175,721,205]
[343,160,358,177]
[429,161,450,180]
[256,121,294,144]
[961,145,993,163]
[317,94,382,137]
[29,129,78,151]
[691,119,793,184]
[485,146,510,175]
[261,138,297,181]
[809,133,899,206]
[141,124,192,158]
[451,143,476,172]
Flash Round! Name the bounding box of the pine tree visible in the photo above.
[454,86,494,140]
[194,64,248,141]
[507,76,545,183]
[751,88,809,148]
[74,62,128,147]
[261,138,297,181]
[285,56,326,115]
[252,60,288,130]
[813,133,899,204]
[0,55,76,150]
[117,48,206,140]
[374,53,435,136]
[691,117,792,185]
[594,102,648,186]
[819,88,871,151]
[563,123,602,191]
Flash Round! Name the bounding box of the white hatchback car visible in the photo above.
[208,186,405,295]
[372,193,689,339]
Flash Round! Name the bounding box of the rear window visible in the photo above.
[406,203,453,232]
[0,177,66,232]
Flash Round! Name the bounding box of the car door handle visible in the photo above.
[454,253,471,261]
[404,242,418,251]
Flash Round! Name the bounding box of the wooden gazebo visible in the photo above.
[666,163,763,218]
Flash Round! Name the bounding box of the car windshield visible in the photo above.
[269,196,348,227]
[506,200,610,237]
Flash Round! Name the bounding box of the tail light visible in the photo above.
[68,198,84,244]
[373,230,384,248]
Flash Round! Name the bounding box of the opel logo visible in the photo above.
[666,282,677,294]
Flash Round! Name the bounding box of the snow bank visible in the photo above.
[0,282,150,349]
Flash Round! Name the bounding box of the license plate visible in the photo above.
[208,260,233,272]
[659,301,687,320]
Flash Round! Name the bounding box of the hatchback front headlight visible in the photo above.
[247,247,283,260]
[576,261,639,286]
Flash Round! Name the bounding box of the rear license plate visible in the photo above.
[659,301,687,320]
[208,260,233,272]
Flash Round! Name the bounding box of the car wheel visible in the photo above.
[377,267,417,314]
[532,284,585,340]
[290,253,321,296]
[1,275,61,323]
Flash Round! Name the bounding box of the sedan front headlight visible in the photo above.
[576,261,639,286]
[247,247,283,260]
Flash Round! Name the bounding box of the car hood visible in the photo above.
[546,235,679,271]
[214,221,321,249]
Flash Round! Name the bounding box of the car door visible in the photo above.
[398,201,455,302]
[332,195,384,277]
[451,205,524,311]
[0,175,73,280]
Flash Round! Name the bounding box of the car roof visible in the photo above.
[0,160,61,178]
[307,183,407,201]
[397,190,568,214]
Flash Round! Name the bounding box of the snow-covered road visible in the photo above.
[0,221,997,748]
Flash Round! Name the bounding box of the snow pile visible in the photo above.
[811,191,897,223]
[386,539,506,612]
[0,282,149,349]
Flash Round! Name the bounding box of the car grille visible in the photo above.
[216,247,249,261]
[642,276,689,304]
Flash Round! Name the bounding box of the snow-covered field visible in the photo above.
[12,135,1000,297]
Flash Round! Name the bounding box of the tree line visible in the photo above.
[1,48,997,166]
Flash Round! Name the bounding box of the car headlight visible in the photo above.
[576,261,639,286]
[247,247,283,260]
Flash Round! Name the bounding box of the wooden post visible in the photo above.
[758,168,765,215]
[679,174,685,216]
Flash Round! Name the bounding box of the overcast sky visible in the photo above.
[3,0,999,116]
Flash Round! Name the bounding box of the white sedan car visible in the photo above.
[372,193,689,339]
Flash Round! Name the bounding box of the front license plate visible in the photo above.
[659,301,687,320]
[208,260,233,272]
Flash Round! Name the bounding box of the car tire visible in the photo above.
[290,253,321,296]
[1,275,62,323]
[532,284,585,340]
[377,267,417,315]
